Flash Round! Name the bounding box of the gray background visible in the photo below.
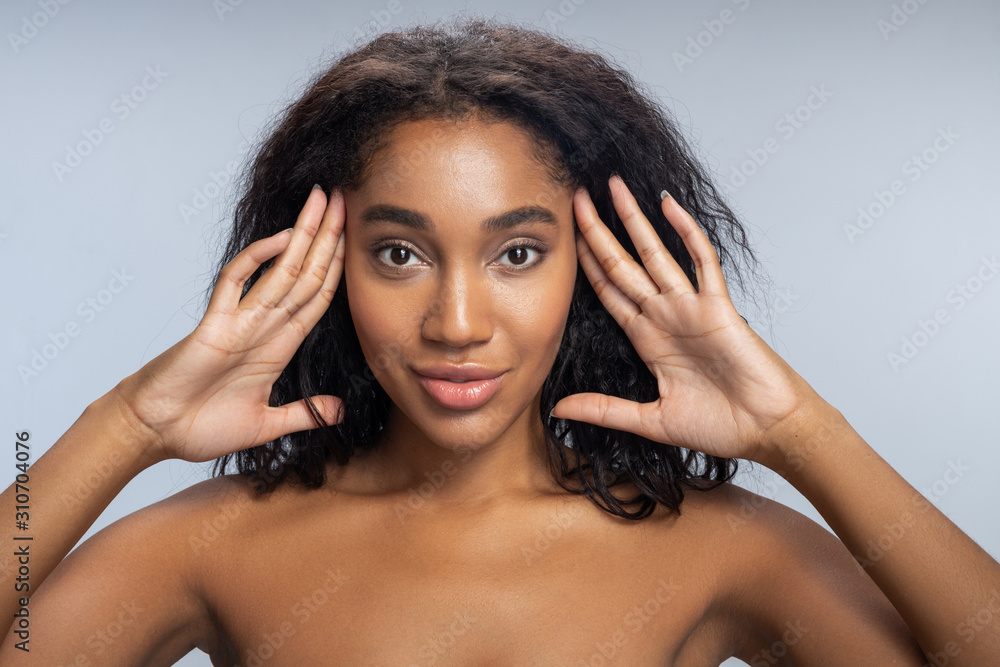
[2,0,997,664]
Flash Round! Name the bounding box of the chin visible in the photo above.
[414,410,514,450]
[384,385,533,449]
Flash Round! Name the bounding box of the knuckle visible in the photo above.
[304,262,329,284]
[317,284,337,301]
[638,243,662,264]
[281,301,299,320]
[600,253,623,274]
[254,293,279,311]
[222,271,245,288]
[277,261,301,280]
[694,253,718,269]
[286,316,309,339]
[219,260,242,278]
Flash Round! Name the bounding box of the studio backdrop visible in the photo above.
[2,1,997,665]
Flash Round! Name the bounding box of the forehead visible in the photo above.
[356,116,569,207]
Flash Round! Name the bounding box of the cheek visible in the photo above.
[499,258,577,359]
[346,291,414,391]
[344,246,405,371]
[541,253,581,357]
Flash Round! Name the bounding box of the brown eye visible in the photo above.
[497,244,543,269]
[389,248,410,265]
[374,244,420,268]
[507,248,529,265]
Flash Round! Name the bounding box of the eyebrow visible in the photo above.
[359,204,558,233]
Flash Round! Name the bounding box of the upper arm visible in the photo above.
[716,484,928,665]
[0,477,238,665]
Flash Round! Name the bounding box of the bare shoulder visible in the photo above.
[0,472,276,665]
[91,472,274,566]
[666,479,926,663]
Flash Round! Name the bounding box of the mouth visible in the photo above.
[414,368,506,410]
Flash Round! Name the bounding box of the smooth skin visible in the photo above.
[338,117,580,504]
[1,117,998,665]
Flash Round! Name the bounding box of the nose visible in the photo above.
[420,267,494,348]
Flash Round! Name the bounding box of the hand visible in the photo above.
[551,175,824,465]
[113,186,346,464]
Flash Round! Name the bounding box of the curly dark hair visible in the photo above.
[209,15,761,520]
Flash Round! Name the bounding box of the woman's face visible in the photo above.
[342,116,578,455]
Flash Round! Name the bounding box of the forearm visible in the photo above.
[764,404,1000,663]
[0,386,161,631]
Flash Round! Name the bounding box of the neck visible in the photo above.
[351,401,567,509]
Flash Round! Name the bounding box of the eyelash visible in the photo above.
[370,239,547,273]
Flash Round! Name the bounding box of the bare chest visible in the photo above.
[200,494,734,665]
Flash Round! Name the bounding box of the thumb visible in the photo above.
[551,392,644,434]
[262,395,344,442]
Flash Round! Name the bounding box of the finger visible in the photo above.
[550,392,649,438]
[242,185,328,310]
[609,175,694,296]
[281,189,346,315]
[575,231,641,326]
[573,186,660,310]
[289,214,346,334]
[208,230,293,314]
[658,192,729,298]
[260,395,344,444]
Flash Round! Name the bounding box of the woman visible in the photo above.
[3,16,998,665]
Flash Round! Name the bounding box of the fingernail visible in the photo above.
[660,189,672,201]
[312,183,323,191]
[283,227,293,235]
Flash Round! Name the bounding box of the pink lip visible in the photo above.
[414,366,505,410]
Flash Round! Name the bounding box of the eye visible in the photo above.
[496,242,545,270]
[373,243,423,269]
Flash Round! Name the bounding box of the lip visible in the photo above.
[414,364,507,381]
[414,365,506,410]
